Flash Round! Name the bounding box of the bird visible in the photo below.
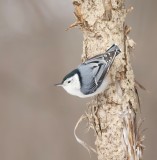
[55,44,121,98]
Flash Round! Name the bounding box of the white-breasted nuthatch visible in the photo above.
[55,44,121,98]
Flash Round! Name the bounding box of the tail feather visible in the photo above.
[106,44,121,56]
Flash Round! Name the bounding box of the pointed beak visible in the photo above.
[54,83,63,87]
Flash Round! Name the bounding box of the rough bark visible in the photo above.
[71,0,144,160]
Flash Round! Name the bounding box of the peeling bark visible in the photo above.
[71,0,144,159]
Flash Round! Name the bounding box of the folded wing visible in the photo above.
[79,45,120,95]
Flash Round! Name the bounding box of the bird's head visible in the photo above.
[55,69,82,96]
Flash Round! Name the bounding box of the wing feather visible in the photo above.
[79,46,119,95]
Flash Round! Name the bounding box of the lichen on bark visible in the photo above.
[71,0,144,159]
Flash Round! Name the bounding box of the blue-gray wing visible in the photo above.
[78,61,108,95]
[78,44,120,95]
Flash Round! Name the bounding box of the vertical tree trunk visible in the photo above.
[72,0,144,160]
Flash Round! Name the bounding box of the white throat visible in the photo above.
[62,74,84,97]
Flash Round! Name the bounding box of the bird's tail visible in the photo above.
[106,44,121,56]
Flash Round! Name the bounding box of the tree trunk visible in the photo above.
[72,0,144,159]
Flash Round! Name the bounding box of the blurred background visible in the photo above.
[0,0,156,160]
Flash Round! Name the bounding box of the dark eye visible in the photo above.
[67,80,71,83]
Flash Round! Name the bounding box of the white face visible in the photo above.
[61,74,83,97]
